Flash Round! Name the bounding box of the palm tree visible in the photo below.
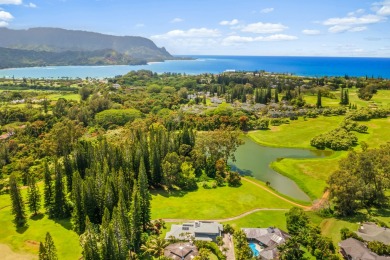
[141,236,169,258]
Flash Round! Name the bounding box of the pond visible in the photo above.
[230,136,332,202]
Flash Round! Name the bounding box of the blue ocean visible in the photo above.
[1,55,389,79]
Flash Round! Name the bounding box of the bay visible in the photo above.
[1,55,389,79]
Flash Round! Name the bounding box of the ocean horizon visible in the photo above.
[1,55,389,79]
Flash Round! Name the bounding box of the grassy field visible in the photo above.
[224,210,288,230]
[248,116,344,149]
[271,153,344,199]
[0,187,82,260]
[304,89,390,108]
[151,180,294,220]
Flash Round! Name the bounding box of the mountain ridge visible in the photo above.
[0,27,173,68]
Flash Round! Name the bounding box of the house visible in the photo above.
[164,243,198,260]
[165,221,223,242]
[339,238,389,260]
[242,227,290,260]
[356,222,390,245]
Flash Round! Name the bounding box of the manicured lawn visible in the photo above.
[355,117,390,149]
[151,181,294,220]
[248,116,344,149]
[224,210,288,231]
[320,218,359,244]
[304,89,390,108]
[0,188,82,260]
[271,152,344,199]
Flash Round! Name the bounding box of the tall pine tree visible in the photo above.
[9,173,27,227]
[27,175,41,216]
[71,171,85,234]
[43,160,53,216]
[129,181,142,252]
[53,160,68,218]
[80,217,100,260]
[138,160,151,231]
[44,232,57,260]
[316,90,322,108]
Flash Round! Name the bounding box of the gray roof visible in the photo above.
[356,222,390,245]
[339,238,389,260]
[242,227,289,247]
[165,221,223,241]
[164,243,198,260]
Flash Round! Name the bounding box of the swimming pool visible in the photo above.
[249,242,259,257]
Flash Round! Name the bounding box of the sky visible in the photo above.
[0,0,390,57]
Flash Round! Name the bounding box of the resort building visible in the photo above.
[165,221,223,242]
[242,227,290,260]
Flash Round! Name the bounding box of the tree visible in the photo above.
[39,242,47,260]
[129,181,142,252]
[285,207,309,236]
[27,175,41,216]
[140,236,169,258]
[138,160,151,231]
[80,217,101,260]
[40,232,58,260]
[71,171,85,234]
[52,160,68,218]
[9,173,27,227]
[278,236,307,260]
[316,90,322,108]
[43,160,53,215]
[234,230,253,260]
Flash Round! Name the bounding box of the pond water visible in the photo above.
[230,136,332,202]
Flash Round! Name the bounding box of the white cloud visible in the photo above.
[222,34,297,45]
[328,25,367,33]
[323,14,385,26]
[260,7,274,13]
[170,18,183,23]
[219,19,239,26]
[152,28,221,39]
[0,0,22,4]
[373,0,390,16]
[241,22,287,34]
[349,26,367,32]
[348,9,365,16]
[0,20,8,27]
[377,4,390,16]
[302,29,321,35]
[25,2,36,8]
[0,10,13,21]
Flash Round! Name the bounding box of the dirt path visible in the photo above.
[310,190,330,211]
[0,244,36,260]
[241,177,311,210]
[162,208,288,223]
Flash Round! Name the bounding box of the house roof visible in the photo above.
[241,227,290,247]
[356,222,390,245]
[338,238,389,260]
[165,221,223,241]
[164,243,198,260]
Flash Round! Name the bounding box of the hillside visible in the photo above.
[0,47,149,69]
[0,27,173,68]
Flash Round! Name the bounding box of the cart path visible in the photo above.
[241,177,311,210]
[161,208,289,223]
